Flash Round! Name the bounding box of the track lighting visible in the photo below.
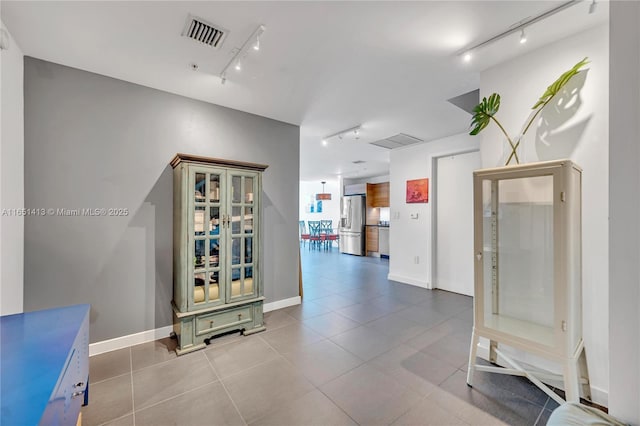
[457,1,579,62]
[589,0,597,14]
[219,24,265,84]
[322,125,363,143]
[519,29,527,44]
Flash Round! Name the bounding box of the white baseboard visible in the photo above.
[590,386,609,408]
[89,325,173,357]
[387,273,428,288]
[264,296,301,312]
[90,296,302,357]
[474,342,608,407]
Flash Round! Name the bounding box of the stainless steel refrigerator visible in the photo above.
[339,195,365,256]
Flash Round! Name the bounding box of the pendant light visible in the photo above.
[316,181,332,200]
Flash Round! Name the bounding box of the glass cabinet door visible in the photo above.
[480,174,555,347]
[191,168,226,308]
[227,172,258,302]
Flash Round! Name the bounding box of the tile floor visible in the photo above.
[82,248,559,425]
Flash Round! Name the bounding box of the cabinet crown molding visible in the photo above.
[171,153,269,171]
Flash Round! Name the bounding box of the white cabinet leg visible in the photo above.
[563,358,580,402]
[466,330,479,386]
[578,348,591,400]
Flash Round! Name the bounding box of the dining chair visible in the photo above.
[308,221,322,250]
[299,220,310,247]
[320,220,334,250]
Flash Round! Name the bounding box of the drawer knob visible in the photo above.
[238,313,243,320]
[210,320,214,327]
[72,391,85,398]
[74,382,85,388]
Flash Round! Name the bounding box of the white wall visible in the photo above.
[608,2,640,423]
[344,174,390,186]
[299,179,341,228]
[0,21,24,316]
[480,24,609,404]
[388,133,478,287]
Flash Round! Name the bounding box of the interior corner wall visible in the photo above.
[299,180,340,226]
[609,1,640,423]
[23,57,300,343]
[388,133,478,287]
[479,24,609,404]
[0,21,24,316]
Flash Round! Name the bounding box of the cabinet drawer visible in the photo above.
[196,306,252,336]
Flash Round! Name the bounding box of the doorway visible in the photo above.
[434,150,481,296]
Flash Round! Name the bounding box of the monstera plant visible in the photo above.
[470,57,589,165]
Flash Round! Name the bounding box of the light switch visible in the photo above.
[410,213,419,219]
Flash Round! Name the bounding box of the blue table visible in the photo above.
[1,304,90,425]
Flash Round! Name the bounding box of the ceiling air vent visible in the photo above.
[182,15,228,49]
[370,133,424,150]
[352,160,366,164]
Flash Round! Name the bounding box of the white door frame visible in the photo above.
[430,148,480,291]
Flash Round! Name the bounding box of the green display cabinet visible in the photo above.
[171,154,267,355]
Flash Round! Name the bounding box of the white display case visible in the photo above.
[467,159,590,404]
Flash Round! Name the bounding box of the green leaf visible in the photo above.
[469,93,501,135]
[532,57,589,109]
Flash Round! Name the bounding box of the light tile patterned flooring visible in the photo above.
[82,249,558,425]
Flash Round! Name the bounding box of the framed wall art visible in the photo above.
[406,178,429,203]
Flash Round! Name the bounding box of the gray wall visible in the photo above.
[609,2,640,423]
[0,21,24,315]
[23,57,300,342]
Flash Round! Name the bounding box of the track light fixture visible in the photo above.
[519,29,527,44]
[219,24,265,84]
[457,0,579,62]
[321,125,363,144]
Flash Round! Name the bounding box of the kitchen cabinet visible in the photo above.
[467,159,590,403]
[1,304,90,426]
[366,182,390,208]
[379,227,390,257]
[365,182,390,225]
[344,183,366,196]
[366,226,379,252]
[171,154,267,355]
[371,182,390,207]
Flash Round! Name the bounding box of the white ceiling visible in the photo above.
[1,1,607,181]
